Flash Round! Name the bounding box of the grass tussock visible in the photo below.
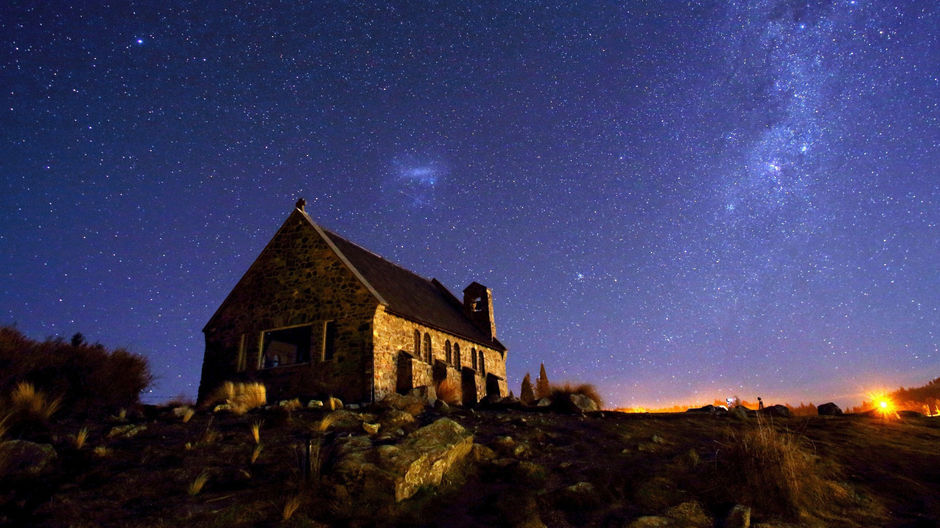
[9,381,61,422]
[188,471,210,496]
[250,444,263,464]
[550,383,603,408]
[73,427,89,449]
[435,378,460,405]
[282,495,303,521]
[717,418,835,519]
[206,381,266,415]
[250,419,263,445]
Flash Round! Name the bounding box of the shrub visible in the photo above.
[249,419,263,445]
[188,471,210,496]
[716,418,835,519]
[0,326,152,416]
[282,495,303,521]
[434,378,460,405]
[205,382,266,415]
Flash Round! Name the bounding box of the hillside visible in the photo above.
[2,396,939,528]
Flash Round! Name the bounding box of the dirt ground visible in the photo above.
[3,404,939,527]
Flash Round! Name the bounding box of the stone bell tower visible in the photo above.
[463,281,496,340]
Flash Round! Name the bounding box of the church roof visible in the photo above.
[309,216,506,352]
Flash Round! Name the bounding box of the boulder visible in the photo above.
[817,402,843,416]
[331,418,473,502]
[307,399,324,409]
[0,440,57,477]
[761,404,790,418]
[536,398,552,407]
[107,424,147,439]
[378,393,428,416]
[665,501,711,528]
[551,481,601,511]
[568,393,600,412]
[379,409,416,430]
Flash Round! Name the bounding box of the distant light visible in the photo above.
[136,38,144,45]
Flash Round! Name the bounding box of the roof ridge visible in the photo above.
[319,226,436,286]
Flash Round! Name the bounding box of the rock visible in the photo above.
[172,406,193,418]
[379,409,416,430]
[634,477,679,510]
[327,396,344,410]
[492,436,517,455]
[326,410,371,432]
[471,443,496,463]
[107,423,147,439]
[569,393,600,412]
[651,434,665,444]
[686,404,715,414]
[511,461,548,487]
[433,399,451,413]
[817,402,842,416]
[347,403,361,410]
[378,393,427,416]
[332,418,473,502]
[307,399,324,409]
[761,404,790,417]
[725,504,751,528]
[665,501,711,528]
[362,422,380,435]
[626,516,673,528]
[213,403,232,412]
[0,440,57,477]
[551,481,600,511]
[536,398,552,407]
[899,410,924,418]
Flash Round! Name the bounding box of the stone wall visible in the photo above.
[372,307,507,402]
[199,211,377,403]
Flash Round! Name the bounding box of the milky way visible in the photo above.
[1,1,936,407]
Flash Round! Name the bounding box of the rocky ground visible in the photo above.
[2,395,939,528]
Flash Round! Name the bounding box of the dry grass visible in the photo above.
[435,378,461,405]
[188,471,210,496]
[93,446,110,457]
[206,381,267,415]
[9,382,61,421]
[73,427,89,449]
[181,407,195,423]
[282,494,303,521]
[250,419,263,444]
[250,444,263,464]
[717,417,835,519]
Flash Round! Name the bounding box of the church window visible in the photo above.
[423,333,432,363]
[479,350,485,376]
[445,340,452,364]
[261,324,312,368]
[453,343,461,368]
[414,329,421,357]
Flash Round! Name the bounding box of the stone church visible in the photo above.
[198,199,508,405]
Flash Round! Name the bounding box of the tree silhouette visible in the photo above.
[520,373,535,405]
[536,363,551,399]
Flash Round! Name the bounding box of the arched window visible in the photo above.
[423,333,432,363]
[445,340,452,364]
[479,350,485,376]
[413,329,421,356]
[471,348,477,370]
[453,343,461,368]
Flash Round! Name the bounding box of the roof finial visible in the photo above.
[295,198,306,211]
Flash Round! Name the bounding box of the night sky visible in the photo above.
[2,1,937,409]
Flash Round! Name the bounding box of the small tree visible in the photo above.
[536,363,551,399]
[520,373,535,405]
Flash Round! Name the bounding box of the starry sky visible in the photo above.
[2,1,937,409]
